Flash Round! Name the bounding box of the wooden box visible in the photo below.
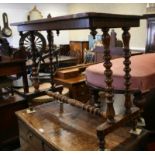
[56,68,80,79]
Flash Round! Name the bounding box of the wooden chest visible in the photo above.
[56,68,79,79]
[55,64,92,102]
[16,101,148,151]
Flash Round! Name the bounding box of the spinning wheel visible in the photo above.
[19,31,47,60]
[20,31,60,82]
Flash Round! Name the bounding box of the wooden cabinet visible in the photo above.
[143,15,155,52]
[55,64,92,103]
[69,41,89,63]
[0,95,27,150]
[55,74,89,103]
[18,120,54,151]
[71,82,88,102]
[16,102,101,151]
[16,102,149,151]
[146,18,155,52]
[59,44,70,56]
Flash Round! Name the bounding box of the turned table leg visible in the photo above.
[89,87,101,108]
[122,27,132,114]
[97,129,105,151]
[102,28,115,123]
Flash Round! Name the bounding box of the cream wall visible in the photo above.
[0,3,69,47]
[68,3,147,51]
[0,4,28,47]
[33,3,70,46]
[0,3,148,50]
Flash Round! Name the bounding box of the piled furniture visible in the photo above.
[0,38,29,98]
[12,12,144,150]
[0,39,29,150]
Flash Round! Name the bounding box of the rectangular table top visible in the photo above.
[11,12,141,31]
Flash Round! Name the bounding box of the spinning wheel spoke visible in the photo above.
[35,44,43,47]
[27,35,31,39]
[24,38,30,41]
[36,40,43,43]
[35,36,40,41]
[25,47,31,51]
[36,44,43,47]
[24,40,30,43]
[25,46,30,49]
[24,43,30,46]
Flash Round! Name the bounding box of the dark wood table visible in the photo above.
[12,12,141,150]
[0,58,29,93]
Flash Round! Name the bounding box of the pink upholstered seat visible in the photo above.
[86,53,155,93]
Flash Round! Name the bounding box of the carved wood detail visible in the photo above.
[30,31,39,92]
[46,91,106,117]
[102,28,115,123]
[122,27,132,114]
[90,28,97,39]
[47,30,55,90]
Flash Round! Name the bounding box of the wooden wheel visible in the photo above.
[19,31,47,59]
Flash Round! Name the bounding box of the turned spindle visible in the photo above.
[47,91,106,117]
[30,31,39,92]
[90,28,97,39]
[97,129,105,151]
[102,28,115,123]
[19,31,24,49]
[47,30,55,90]
[122,27,132,114]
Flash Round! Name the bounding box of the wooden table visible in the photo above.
[0,59,29,93]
